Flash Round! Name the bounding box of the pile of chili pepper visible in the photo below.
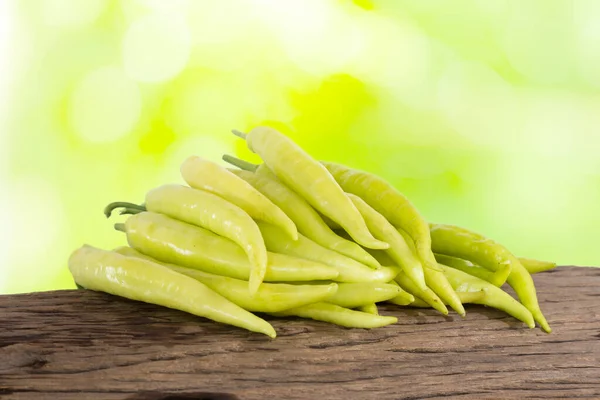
[68,126,556,338]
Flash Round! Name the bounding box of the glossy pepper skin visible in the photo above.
[113,246,338,313]
[238,126,389,250]
[347,193,427,292]
[518,257,557,274]
[439,264,535,329]
[321,162,444,289]
[434,253,496,285]
[256,221,399,283]
[228,166,381,269]
[271,302,398,329]
[324,282,401,309]
[429,223,511,287]
[180,156,298,241]
[69,245,276,338]
[430,224,550,333]
[118,212,339,283]
[119,184,268,295]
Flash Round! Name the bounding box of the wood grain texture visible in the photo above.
[1,266,599,400]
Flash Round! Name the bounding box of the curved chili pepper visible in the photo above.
[430,224,550,332]
[439,264,535,329]
[256,221,398,283]
[116,212,339,283]
[69,245,276,338]
[518,257,557,274]
[433,253,496,285]
[224,162,381,269]
[324,282,401,309]
[105,183,268,295]
[346,193,427,292]
[114,246,338,313]
[271,302,397,329]
[429,223,512,287]
[356,303,379,315]
[233,127,388,250]
[180,156,298,241]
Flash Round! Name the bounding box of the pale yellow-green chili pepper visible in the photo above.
[429,223,512,287]
[224,161,381,269]
[320,162,445,286]
[356,303,379,315]
[346,193,427,292]
[324,282,401,308]
[439,264,535,329]
[395,227,465,316]
[233,127,388,250]
[69,245,276,338]
[386,280,416,306]
[518,257,557,274]
[434,253,496,284]
[366,249,446,313]
[271,303,398,329]
[105,183,268,296]
[430,224,550,332]
[409,291,486,308]
[180,156,298,241]
[113,246,339,313]
[116,212,339,283]
[256,221,398,283]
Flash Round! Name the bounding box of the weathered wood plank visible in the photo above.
[1,266,599,399]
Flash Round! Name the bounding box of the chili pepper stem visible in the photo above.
[222,154,258,172]
[114,223,126,233]
[119,208,144,216]
[104,202,146,218]
[231,129,247,140]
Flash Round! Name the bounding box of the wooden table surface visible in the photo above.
[1,266,599,400]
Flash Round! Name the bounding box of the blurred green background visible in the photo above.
[1,0,598,294]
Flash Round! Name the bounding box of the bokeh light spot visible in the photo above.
[139,119,177,155]
[69,66,141,144]
[41,0,106,29]
[123,13,191,83]
[352,0,375,11]
[4,176,66,294]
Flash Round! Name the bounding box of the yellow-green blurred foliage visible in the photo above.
[1,0,599,294]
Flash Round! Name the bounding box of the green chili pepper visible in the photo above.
[429,223,512,286]
[114,246,338,313]
[320,162,445,282]
[434,253,496,284]
[116,212,339,283]
[346,193,427,293]
[271,302,397,329]
[393,270,448,315]
[69,245,276,338]
[394,227,465,316]
[385,280,416,306]
[439,264,535,329]
[356,303,379,315]
[224,159,381,269]
[256,221,398,283]
[430,224,550,332]
[105,183,269,295]
[409,291,486,308]
[518,257,557,274]
[180,156,298,241]
[232,127,388,250]
[364,249,446,313]
[324,282,401,308]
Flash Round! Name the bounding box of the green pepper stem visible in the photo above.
[119,208,143,216]
[104,202,146,218]
[222,154,259,172]
[231,129,247,139]
[114,223,126,233]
